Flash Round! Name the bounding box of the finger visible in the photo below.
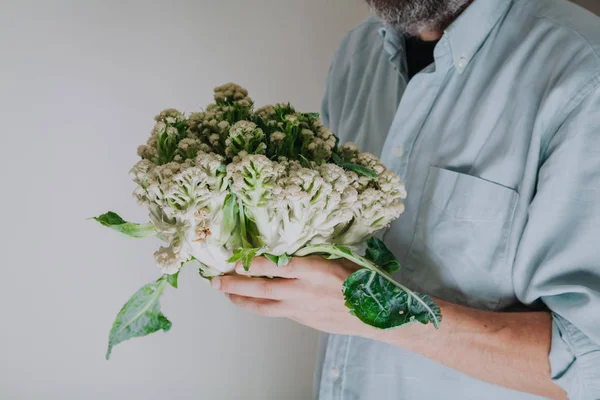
[212,275,304,300]
[236,255,324,278]
[226,294,287,318]
[235,256,298,278]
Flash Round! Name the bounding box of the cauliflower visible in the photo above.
[111,84,409,275]
[95,83,441,359]
[124,91,408,275]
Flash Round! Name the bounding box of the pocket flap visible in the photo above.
[424,166,518,221]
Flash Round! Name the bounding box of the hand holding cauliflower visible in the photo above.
[94,83,440,359]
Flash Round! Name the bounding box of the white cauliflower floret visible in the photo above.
[121,85,408,275]
[154,108,185,124]
[225,121,267,159]
[154,244,188,275]
[377,170,408,199]
[357,152,386,175]
[154,232,190,275]
[340,142,359,163]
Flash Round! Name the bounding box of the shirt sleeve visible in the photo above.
[320,61,333,129]
[512,82,600,400]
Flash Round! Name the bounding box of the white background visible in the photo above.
[0,1,367,399]
[1,1,597,399]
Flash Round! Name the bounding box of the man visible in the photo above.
[210,0,600,398]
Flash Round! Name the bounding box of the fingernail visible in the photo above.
[235,263,245,274]
[211,277,221,290]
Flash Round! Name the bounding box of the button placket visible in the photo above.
[319,335,349,399]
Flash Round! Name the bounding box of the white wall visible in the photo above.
[0,1,368,399]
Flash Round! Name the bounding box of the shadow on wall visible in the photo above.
[573,0,600,15]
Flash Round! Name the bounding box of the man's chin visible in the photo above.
[367,0,472,37]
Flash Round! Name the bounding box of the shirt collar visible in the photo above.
[445,0,513,73]
[378,26,405,71]
[378,0,513,73]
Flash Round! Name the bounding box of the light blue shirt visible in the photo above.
[316,0,600,399]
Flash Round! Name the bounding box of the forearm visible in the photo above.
[372,299,567,399]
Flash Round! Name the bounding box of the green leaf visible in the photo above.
[166,270,180,289]
[277,253,291,267]
[197,261,223,280]
[265,253,291,267]
[264,254,279,265]
[293,244,442,330]
[299,154,312,168]
[329,134,341,154]
[93,212,157,238]
[237,203,255,249]
[94,211,126,226]
[342,163,379,179]
[331,152,344,165]
[364,237,401,274]
[410,292,443,326]
[343,269,441,329]
[331,153,378,179]
[106,277,171,360]
[220,194,239,244]
[227,248,261,271]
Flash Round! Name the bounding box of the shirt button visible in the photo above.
[393,146,405,158]
[330,367,340,379]
[457,57,468,69]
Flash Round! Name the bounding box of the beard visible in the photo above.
[366,0,472,36]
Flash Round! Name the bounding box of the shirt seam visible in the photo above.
[497,190,519,311]
[329,17,386,88]
[316,334,331,400]
[539,70,600,162]
[535,14,600,62]
[340,335,352,399]
[553,314,582,400]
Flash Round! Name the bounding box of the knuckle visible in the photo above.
[283,259,299,275]
[218,278,231,292]
[287,256,315,276]
[221,278,241,295]
[261,281,274,298]
[247,257,266,275]
[255,256,270,268]
[252,256,271,268]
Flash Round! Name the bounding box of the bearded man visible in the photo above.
[211,0,600,398]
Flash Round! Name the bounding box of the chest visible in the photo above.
[330,49,557,310]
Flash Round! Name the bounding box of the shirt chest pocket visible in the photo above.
[406,166,519,310]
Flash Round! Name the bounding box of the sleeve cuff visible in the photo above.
[550,313,600,400]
